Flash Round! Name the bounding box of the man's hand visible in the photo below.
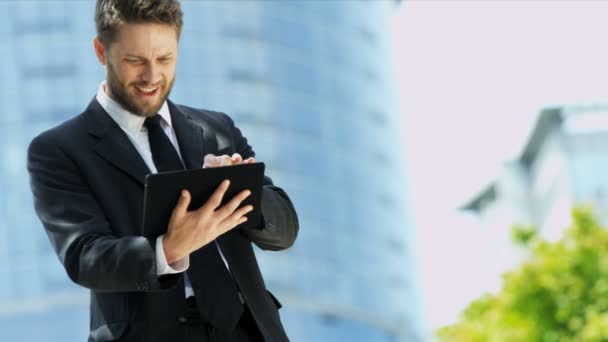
[162,152,257,263]
[162,180,253,264]
[203,153,255,168]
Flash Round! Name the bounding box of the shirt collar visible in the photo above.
[95,80,172,136]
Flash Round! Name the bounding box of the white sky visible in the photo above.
[391,0,608,334]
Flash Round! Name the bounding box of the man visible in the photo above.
[27,1,298,341]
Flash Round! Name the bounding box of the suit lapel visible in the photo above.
[168,100,207,170]
[85,98,209,183]
[85,99,151,185]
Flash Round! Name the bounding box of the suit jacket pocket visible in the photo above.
[88,321,129,342]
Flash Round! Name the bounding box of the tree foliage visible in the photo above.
[437,207,608,342]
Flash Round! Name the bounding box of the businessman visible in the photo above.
[27,1,298,341]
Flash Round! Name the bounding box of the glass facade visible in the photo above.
[0,1,421,341]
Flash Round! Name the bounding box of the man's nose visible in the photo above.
[141,63,162,84]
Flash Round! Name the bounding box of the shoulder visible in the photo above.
[27,111,90,178]
[170,102,253,155]
[29,112,88,155]
[171,102,236,128]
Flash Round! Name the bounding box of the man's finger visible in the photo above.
[205,179,230,210]
[230,204,254,222]
[203,154,219,168]
[218,210,250,235]
[218,155,232,166]
[174,189,191,216]
[231,153,243,164]
[216,189,251,219]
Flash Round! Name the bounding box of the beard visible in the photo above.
[105,60,175,117]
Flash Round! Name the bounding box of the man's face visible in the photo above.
[96,23,178,117]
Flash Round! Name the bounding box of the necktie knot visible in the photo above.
[144,115,162,129]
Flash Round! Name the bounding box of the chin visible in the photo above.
[129,97,161,116]
[145,102,166,116]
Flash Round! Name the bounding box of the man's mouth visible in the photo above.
[134,85,160,97]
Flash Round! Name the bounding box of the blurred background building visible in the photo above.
[0,1,422,341]
[463,103,608,284]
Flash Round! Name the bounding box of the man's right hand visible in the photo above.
[162,179,253,264]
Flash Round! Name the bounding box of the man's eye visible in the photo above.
[126,59,142,64]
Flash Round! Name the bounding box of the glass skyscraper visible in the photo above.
[0,1,422,341]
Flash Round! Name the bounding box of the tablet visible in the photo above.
[142,162,265,238]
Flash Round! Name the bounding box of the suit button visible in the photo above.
[177,316,187,324]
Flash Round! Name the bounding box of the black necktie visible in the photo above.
[144,115,244,331]
[144,115,184,172]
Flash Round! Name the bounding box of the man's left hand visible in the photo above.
[203,153,255,168]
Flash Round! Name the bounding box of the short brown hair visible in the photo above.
[95,0,183,47]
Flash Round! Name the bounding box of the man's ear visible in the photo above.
[93,38,107,65]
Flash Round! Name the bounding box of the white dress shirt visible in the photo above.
[95,81,230,297]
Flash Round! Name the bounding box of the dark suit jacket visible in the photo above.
[27,99,299,342]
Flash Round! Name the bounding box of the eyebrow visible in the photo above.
[125,53,174,59]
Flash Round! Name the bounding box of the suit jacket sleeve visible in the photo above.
[222,113,299,251]
[27,131,178,292]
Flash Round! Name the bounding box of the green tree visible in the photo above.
[437,207,608,342]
